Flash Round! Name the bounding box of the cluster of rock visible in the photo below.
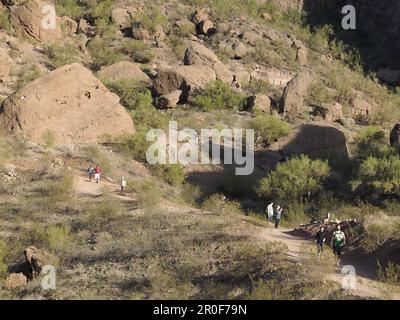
[4,246,57,290]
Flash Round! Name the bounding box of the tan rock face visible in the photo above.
[271,122,349,160]
[156,90,182,109]
[97,61,150,83]
[0,63,135,145]
[282,71,312,116]
[153,65,216,98]
[4,273,27,290]
[11,0,62,42]
[0,47,12,82]
[184,41,233,84]
[246,95,271,113]
[24,246,56,278]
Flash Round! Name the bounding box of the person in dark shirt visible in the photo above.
[315,226,326,260]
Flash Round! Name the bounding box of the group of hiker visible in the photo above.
[87,164,127,194]
[87,164,102,184]
[266,202,284,229]
[315,225,346,263]
[266,202,347,263]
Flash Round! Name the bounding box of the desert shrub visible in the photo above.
[117,131,150,162]
[354,126,391,159]
[168,33,187,60]
[84,200,125,231]
[131,6,168,32]
[249,115,291,145]
[43,43,81,69]
[258,155,330,205]
[87,0,115,19]
[131,180,161,209]
[19,224,71,253]
[362,220,396,253]
[307,25,333,52]
[201,193,227,213]
[0,7,11,30]
[88,37,124,69]
[41,129,56,148]
[55,0,84,19]
[351,156,400,198]
[378,261,400,285]
[305,82,335,106]
[121,39,155,63]
[150,164,186,186]
[35,173,73,203]
[14,65,44,90]
[104,80,153,111]
[244,79,272,95]
[192,80,247,111]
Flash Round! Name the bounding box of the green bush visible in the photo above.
[130,6,168,32]
[43,43,81,69]
[0,7,11,30]
[41,129,56,148]
[19,225,71,253]
[36,173,73,203]
[258,155,330,205]
[55,0,84,19]
[307,25,333,52]
[121,39,155,64]
[192,80,247,111]
[104,80,153,111]
[117,131,150,162]
[14,65,44,90]
[362,221,395,253]
[249,115,291,145]
[88,37,124,69]
[305,82,335,106]
[150,164,186,186]
[354,126,391,159]
[351,156,400,198]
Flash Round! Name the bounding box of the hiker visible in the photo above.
[331,225,346,264]
[87,165,95,182]
[267,202,274,222]
[121,176,126,194]
[315,226,326,259]
[324,212,331,224]
[275,206,283,229]
[94,164,102,184]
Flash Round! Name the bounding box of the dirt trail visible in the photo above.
[73,170,399,299]
[258,227,400,300]
[73,170,209,214]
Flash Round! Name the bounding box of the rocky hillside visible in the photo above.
[0,0,400,299]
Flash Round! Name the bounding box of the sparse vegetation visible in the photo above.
[192,80,247,111]
[249,115,291,145]
[43,43,81,69]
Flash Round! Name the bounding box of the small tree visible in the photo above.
[355,126,391,159]
[258,155,330,205]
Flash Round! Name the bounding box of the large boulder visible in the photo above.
[282,71,312,116]
[24,246,56,278]
[377,69,400,86]
[10,0,62,42]
[184,41,232,83]
[245,95,271,113]
[0,63,135,144]
[153,65,216,99]
[0,47,12,82]
[270,122,349,160]
[97,61,150,83]
[4,272,27,290]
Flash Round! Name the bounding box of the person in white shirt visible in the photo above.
[275,206,283,229]
[267,202,274,222]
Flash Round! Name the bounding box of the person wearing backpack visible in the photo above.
[331,225,346,264]
[87,165,95,182]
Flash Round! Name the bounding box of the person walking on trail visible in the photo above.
[315,226,326,260]
[121,176,126,194]
[331,225,346,265]
[275,206,283,229]
[267,202,274,222]
[94,164,102,184]
[87,165,95,182]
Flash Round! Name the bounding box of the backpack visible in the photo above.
[333,231,345,245]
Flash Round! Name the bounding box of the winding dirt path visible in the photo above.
[258,227,400,299]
